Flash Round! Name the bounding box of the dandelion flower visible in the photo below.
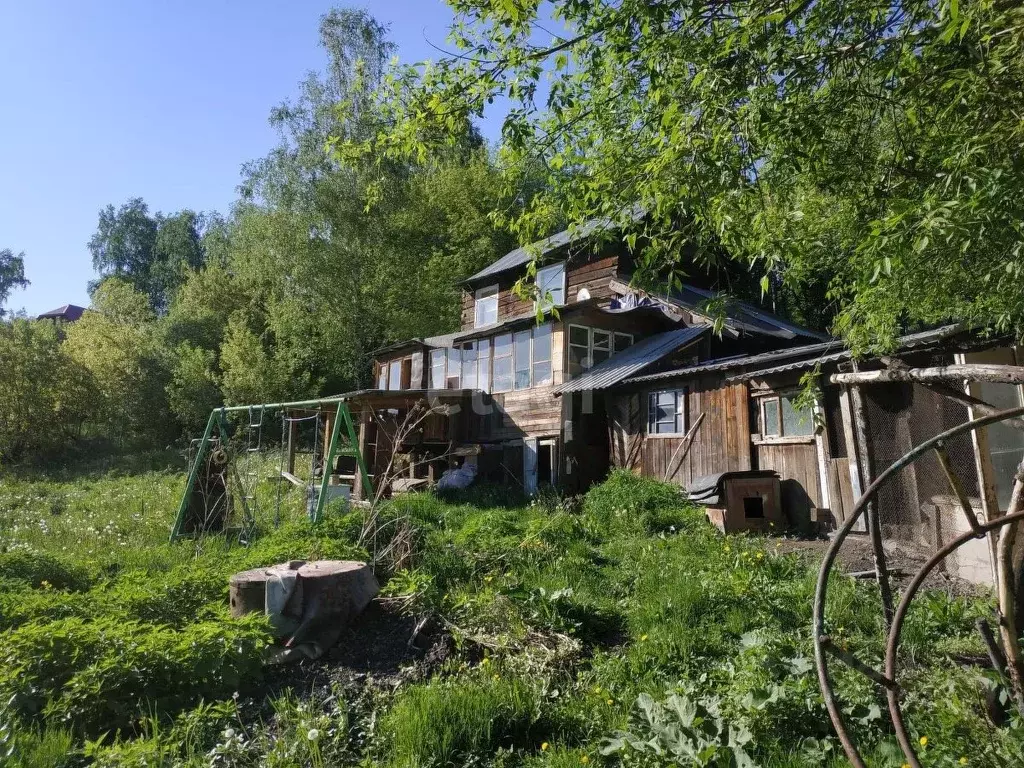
[541,742,549,751]
[959,758,968,766]
[919,736,928,748]
[640,634,648,642]
[606,698,614,705]
[307,728,320,742]
[580,756,590,765]
[481,657,489,665]
[593,686,601,694]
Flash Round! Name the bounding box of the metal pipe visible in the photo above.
[885,508,1024,768]
[813,404,1024,767]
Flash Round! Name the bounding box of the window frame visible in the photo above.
[567,324,634,378]
[536,262,566,309]
[492,333,513,393]
[757,391,816,440]
[474,284,499,328]
[429,348,446,390]
[646,388,688,437]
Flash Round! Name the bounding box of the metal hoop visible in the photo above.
[813,404,1024,767]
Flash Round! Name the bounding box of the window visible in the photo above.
[493,333,513,392]
[377,363,387,390]
[474,284,499,328]
[567,325,633,378]
[429,349,446,389]
[514,330,532,390]
[568,325,590,377]
[592,330,612,367]
[446,348,462,389]
[648,389,687,435]
[477,338,491,393]
[388,360,402,391]
[532,323,552,386]
[760,393,815,438]
[536,263,566,308]
[461,341,478,389]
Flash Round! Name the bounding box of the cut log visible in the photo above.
[831,364,1024,387]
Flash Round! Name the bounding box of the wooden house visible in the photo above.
[363,220,825,497]
[350,220,1024,584]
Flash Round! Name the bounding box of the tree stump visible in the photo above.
[228,560,379,628]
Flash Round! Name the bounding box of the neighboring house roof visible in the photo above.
[37,304,85,322]
[621,324,965,386]
[554,325,709,395]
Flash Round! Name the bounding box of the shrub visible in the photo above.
[380,674,541,767]
[583,470,695,536]
[0,615,270,735]
[0,551,92,592]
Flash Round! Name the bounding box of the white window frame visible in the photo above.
[536,263,566,309]
[758,391,815,439]
[474,284,499,328]
[429,349,446,390]
[567,324,633,378]
[446,348,462,389]
[647,388,688,436]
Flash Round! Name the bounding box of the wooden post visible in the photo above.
[353,405,371,501]
[286,417,298,475]
[956,352,1003,582]
[839,388,867,532]
[848,369,895,628]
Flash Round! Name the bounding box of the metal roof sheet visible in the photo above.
[554,325,708,394]
[622,324,965,385]
[662,284,829,341]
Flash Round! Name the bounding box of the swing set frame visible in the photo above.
[169,397,374,542]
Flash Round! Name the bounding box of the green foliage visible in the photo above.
[3,447,1021,766]
[0,614,269,736]
[360,0,1024,349]
[0,318,94,461]
[380,674,541,767]
[0,247,29,316]
[0,551,91,592]
[63,279,172,445]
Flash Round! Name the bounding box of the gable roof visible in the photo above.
[37,304,85,321]
[554,325,709,394]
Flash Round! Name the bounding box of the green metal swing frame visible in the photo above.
[169,397,373,542]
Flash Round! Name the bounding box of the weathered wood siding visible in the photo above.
[608,377,751,487]
[461,253,622,330]
[755,440,822,513]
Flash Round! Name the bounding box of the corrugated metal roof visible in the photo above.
[623,340,843,384]
[725,324,966,381]
[554,325,708,394]
[622,323,965,386]
[661,284,829,341]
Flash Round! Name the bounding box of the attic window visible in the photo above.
[536,263,566,308]
[475,285,499,328]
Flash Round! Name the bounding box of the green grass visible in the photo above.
[0,462,1020,767]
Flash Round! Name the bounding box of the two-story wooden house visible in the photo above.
[361,220,826,497]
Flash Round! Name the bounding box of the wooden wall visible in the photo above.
[608,377,751,487]
[461,253,622,330]
[755,440,822,515]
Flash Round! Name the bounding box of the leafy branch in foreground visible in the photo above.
[347,0,1024,350]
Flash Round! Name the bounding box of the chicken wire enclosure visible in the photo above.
[861,381,984,562]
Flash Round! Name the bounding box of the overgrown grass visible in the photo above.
[1,464,1020,767]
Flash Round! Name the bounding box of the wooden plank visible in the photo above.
[280,470,304,488]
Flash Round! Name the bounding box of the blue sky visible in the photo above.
[0,1,499,316]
